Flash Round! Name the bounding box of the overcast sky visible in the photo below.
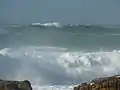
[0,0,120,24]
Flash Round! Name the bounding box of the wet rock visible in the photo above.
[0,80,32,90]
[73,74,120,90]
[18,80,32,90]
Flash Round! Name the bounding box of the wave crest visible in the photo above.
[31,22,62,27]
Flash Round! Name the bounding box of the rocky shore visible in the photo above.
[74,74,120,90]
[1,74,120,90]
[0,80,32,90]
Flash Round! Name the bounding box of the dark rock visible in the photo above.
[0,80,32,90]
[73,74,120,90]
[18,80,32,90]
[5,82,18,90]
[0,83,4,90]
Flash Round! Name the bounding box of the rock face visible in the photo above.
[74,74,120,90]
[0,80,32,90]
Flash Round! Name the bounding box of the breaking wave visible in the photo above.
[0,46,120,85]
[31,22,62,27]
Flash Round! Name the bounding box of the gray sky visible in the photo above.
[0,0,120,24]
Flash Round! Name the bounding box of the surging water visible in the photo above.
[1,23,120,89]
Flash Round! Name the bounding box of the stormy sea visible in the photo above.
[0,22,120,90]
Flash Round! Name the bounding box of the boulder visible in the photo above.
[18,80,32,90]
[0,80,32,90]
[5,82,18,90]
[73,74,120,90]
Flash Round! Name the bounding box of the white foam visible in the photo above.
[0,46,120,85]
[32,85,73,90]
[31,22,62,27]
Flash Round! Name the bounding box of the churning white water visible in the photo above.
[0,46,120,89]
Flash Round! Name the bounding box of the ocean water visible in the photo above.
[1,22,120,90]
